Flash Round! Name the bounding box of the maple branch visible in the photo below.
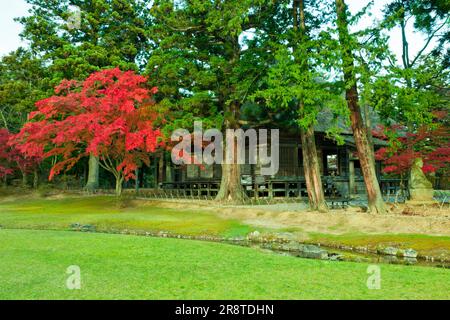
[98,158,112,172]
[99,155,118,177]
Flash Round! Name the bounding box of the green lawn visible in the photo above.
[0,228,449,300]
[0,196,250,237]
[1,195,450,259]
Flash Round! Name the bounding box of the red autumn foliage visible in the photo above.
[0,128,41,179]
[0,129,14,178]
[15,68,163,192]
[9,138,42,178]
[374,122,450,175]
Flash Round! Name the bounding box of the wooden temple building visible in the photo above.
[151,133,391,199]
[129,109,409,199]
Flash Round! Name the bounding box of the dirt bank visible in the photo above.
[142,199,450,236]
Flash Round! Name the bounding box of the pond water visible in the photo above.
[225,240,450,269]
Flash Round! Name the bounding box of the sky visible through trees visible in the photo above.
[0,0,442,62]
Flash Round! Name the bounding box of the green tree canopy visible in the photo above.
[0,48,51,132]
[18,0,152,82]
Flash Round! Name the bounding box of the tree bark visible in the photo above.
[115,176,123,197]
[295,0,328,212]
[33,168,39,189]
[135,168,139,194]
[301,125,328,212]
[85,153,100,192]
[21,169,28,188]
[216,163,247,202]
[335,0,387,214]
[216,122,248,202]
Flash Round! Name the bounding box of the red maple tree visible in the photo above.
[0,129,14,179]
[0,128,41,185]
[374,120,450,176]
[15,68,163,195]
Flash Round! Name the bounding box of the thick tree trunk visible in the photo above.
[348,93,386,213]
[216,133,248,202]
[216,162,247,202]
[33,168,39,189]
[21,170,28,188]
[301,125,328,212]
[115,176,123,197]
[216,101,247,202]
[85,154,100,192]
[363,102,377,171]
[336,0,387,214]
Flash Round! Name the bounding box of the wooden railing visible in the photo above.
[379,178,408,197]
[158,177,414,199]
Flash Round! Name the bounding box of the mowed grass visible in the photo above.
[0,229,449,300]
[0,196,250,237]
[2,196,450,258]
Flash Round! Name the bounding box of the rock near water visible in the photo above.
[381,247,398,256]
[300,245,329,260]
[247,231,261,241]
[403,248,418,258]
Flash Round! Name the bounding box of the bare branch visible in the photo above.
[411,17,449,67]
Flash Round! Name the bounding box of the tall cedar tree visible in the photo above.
[256,0,337,211]
[256,0,350,211]
[0,49,51,133]
[335,0,387,214]
[293,0,327,212]
[148,0,278,202]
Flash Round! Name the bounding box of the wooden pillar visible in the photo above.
[349,160,355,195]
[268,181,273,198]
[135,168,139,194]
[166,161,173,183]
[157,155,165,188]
[317,148,324,175]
